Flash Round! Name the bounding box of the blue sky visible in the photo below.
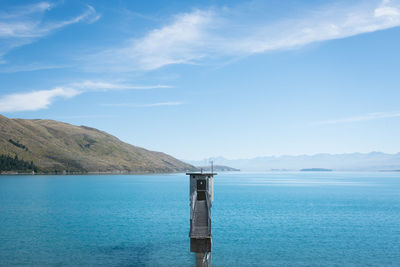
[1,0,400,160]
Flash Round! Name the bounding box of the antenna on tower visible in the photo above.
[210,159,214,174]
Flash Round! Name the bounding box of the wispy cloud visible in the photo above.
[315,111,400,125]
[70,81,172,91]
[0,63,67,73]
[0,2,100,60]
[87,0,400,71]
[0,81,171,112]
[0,87,80,113]
[102,101,184,107]
[86,9,213,71]
[0,2,52,20]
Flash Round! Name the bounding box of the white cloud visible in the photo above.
[0,2,53,20]
[0,81,171,113]
[39,5,101,33]
[88,0,400,71]
[102,101,184,107]
[127,10,213,70]
[0,2,100,59]
[315,112,400,125]
[87,9,214,71]
[70,81,172,91]
[0,87,80,112]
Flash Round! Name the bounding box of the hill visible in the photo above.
[0,115,196,174]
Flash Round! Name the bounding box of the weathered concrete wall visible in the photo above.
[190,238,212,253]
[189,173,215,201]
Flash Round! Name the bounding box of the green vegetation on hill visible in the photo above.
[0,154,38,173]
[0,114,196,174]
[8,139,28,151]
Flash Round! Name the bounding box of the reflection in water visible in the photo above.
[195,252,211,267]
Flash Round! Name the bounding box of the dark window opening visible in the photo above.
[197,179,206,191]
[197,179,207,200]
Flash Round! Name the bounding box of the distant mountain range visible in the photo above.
[195,165,240,172]
[185,152,400,171]
[0,115,196,174]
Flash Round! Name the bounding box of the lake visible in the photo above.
[1,172,400,266]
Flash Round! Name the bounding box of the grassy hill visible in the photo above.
[0,115,196,174]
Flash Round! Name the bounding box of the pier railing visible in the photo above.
[205,191,212,236]
[190,191,197,236]
[190,190,212,238]
[190,191,197,220]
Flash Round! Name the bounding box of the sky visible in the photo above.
[0,0,400,160]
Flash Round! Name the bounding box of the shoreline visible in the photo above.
[0,170,195,176]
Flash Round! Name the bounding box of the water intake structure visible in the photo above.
[187,172,216,267]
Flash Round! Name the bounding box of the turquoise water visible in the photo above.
[1,172,400,266]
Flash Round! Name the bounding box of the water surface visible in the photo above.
[1,172,399,266]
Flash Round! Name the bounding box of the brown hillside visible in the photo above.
[0,114,196,173]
